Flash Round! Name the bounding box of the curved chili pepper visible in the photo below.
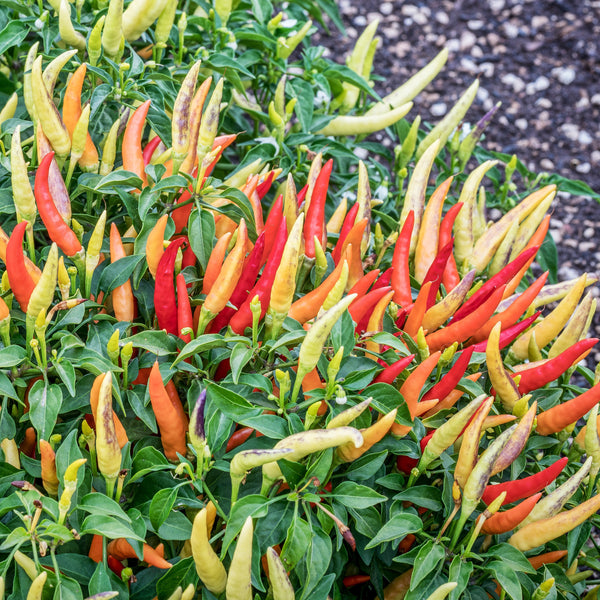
[110,224,135,323]
[6,222,36,311]
[372,354,415,385]
[208,233,266,333]
[454,246,539,322]
[481,493,542,535]
[343,575,370,588]
[108,538,171,569]
[372,266,393,291]
[516,338,598,395]
[34,153,82,257]
[399,351,441,418]
[422,346,474,402]
[89,372,129,448]
[425,285,506,352]
[180,77,212,174]
[256,170,276,199]
[349,286,392,330]
[469,311,541,353]
[123,99,151,187]
[435,202,462,291]
[391,210,414,306]
[331,202,359,264]
[470,271,548,342]
[229,218,287,334]
[340,219,368,287]
[403,281,432,339]
[226,427,255,452]
[537,383,600,435]
[528,550,568,570]
[142,135,163,165]
[482,457,568,505]
[349,268,379,298]
[154,238,186,335]
[422,240,454,309]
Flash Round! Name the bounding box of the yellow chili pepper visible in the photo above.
[327,398,372,429]
[11,126,37,227]
[1,438,20,469]
[58,0,86,50]
[486,322,520,410]
[122,0,169,40]
[0,92,17,130]
[326,197,347,235]
[88,15,105,67]
[190,506,228,594]
[26,571,47,599]
[548,292,595,358]
[96,372,122,497]
[58,458,86,524]
[266,547,295,600]
[85,210,107,298]
[226,516,253,600]
[100,116,121,176]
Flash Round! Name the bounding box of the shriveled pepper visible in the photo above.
[96,372,122,496]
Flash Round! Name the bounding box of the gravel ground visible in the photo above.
[315,0,600,354]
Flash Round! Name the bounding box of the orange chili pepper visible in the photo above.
[62,63,98,170]
[19,427,36,458]
[528,550,568,570]
[180,77,213,175]
[403,281,433,338]
[425,285,506,352]
[123,99,151,188]
[165,379,189,428]
[107,538,171,569]
[414,176,453,283]
[202,232,232,295]
[399,351,441,418]
[146,215,169,278]
[88,534,104,562]
[481,492,542,535]
[110,224,135,322]
[39,439,59,496]
[390,399,439,438]
[89,373,129,448]
[348,268,380,298]
[148,361,187,460]
[338,218,368,287]
[288,247,351,324]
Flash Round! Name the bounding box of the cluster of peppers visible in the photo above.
[2,22,600,600]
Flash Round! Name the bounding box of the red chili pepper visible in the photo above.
[349,286,392,332]
[422,240,454,309]
[348,269,379,298]
[229,218,287,334]
[372,267,393,290]
[304,159,333,259]
[481,457,568,505]
[469,311,541,353]
[343,575,371,588]
[372,354,414,385]
[6,222,36,311]
[142,135,162,165]
[256,171,275,200]
[515,338,598,395]
[261,195,283,266]
[176,274,193,343]
[421,346,474,402]
[208,232,266,333]
[536,382,600,435]
[331,202,359,264]
[297,184,308,204]
[226,427,255,452]
[481,493,542,535]
[425,285,506,352]
[439,203,463,291]
[154,238,186,335]
[34,152,82,257]
[400,353,441,417]
[391,211,414,307]
[453,246,539,322]
[107,555,125,578]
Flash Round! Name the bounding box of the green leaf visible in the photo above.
[172,334,249,366]
[121,330,179,356]
[78,493,132,523]
[487,561,522,600]
[188,208,215,272]
[97,255,145,295]
[411,540,445,589]
[95,170,143,191]
[81,514,146,542]
[0,21,29,56]
[0,345,26,367]
[393,486,443,511]
[365,513,422,549]
[289,78,314,132]
[206,382,261,422]
[280,517,311,571]
[54,360,76,397]
[149,487,178,531]
[157,510,192,541]
[229,342,254,384]
[332,481,386,508]
[29,380,62,441]
[449,555,474,600]
[156,557,197,599]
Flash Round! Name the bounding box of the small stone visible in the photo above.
[535,98,552,109]
[401,4,418,16]
[578,131,593,145]
[576,162,592,174]
[446,38,460,52]
[540,158,555,170]
[380,2,393,15]
[576,95,590,109]
[353,15,367,26]
[591,150,600,163]
[531,15,549,28]
[471,45,484,58]
[503,22,520,39]
[460,57,478,73]
[591,93,600,105]
[479,62,495,77]
[435,11,449,24]
[584,227,595,238]
[580,241,595,252]
[552,66,576,85]
[561,123,579,141]
[489,0,505,11]
[467,19,485,30]
[460,30,477,51]
[413,12,428,25]
[431,102,447,117]
[534,75,550,91]
[354,147,368,160]
[501,73,525,93]
[515,118,528,131]
[477,87,490,101]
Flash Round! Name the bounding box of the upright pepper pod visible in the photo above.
[58,458,86,524]
[58,0,86,50]
[110,224,135,323]
[226,516,253,600]
[6,222,37,311]
[122,0,169,40]
[123,99,151,188]
[39,439,60,496]
[190,506,228,594]
[266,547,295,600]
[11,126,37,227]
[154,238,186,334]
[195,78,224,192]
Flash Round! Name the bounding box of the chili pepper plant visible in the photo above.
[1,1,600,600]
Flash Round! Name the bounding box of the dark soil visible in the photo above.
[315,0,600,352]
